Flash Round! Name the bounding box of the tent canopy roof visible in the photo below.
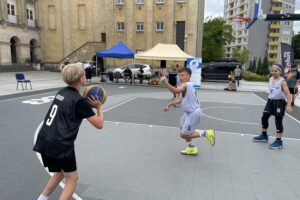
[135,43,193,61]
[96,41,134,58]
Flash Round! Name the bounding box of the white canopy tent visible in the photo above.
[135,43,194,61]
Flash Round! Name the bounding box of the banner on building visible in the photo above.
[281,43,295,73]
[186,58,202,88]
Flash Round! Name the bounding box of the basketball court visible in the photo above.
[1,84,300,200]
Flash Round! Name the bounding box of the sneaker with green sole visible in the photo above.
[205,129,215,146]
[180,146,198,155]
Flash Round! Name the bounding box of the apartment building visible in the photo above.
[0,0,40,65]
[224,0,295,65]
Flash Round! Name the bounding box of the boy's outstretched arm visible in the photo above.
[160,71,186,94]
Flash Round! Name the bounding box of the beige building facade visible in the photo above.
[0,0,40,65]
[1,0,204,69]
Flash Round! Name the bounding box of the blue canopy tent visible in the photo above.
[95,41,135,79]
[96,41,135,58]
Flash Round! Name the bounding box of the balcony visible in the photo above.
[240,2,247,7]
[239,10,246,15]
[268,49,279,54]
[270,23,281,29]
[269,41,280,46]
[272,6,282,12]
[269,32,280,37]
[272,0,280,2]
[27,19,36,27]
[8,14,18,24]
[268,57,277,62]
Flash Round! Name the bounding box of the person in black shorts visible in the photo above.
[33,63,104,200]
[253,64,292,149]
[285,64,300,106]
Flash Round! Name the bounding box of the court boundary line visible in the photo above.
[201,106,259,125]
[33,96,137,200]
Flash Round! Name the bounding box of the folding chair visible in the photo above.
[15,73,32,90]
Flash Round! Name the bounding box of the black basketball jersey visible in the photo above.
[33,86,94,158]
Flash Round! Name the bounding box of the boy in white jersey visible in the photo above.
[161,67,215,155]
[253,64,293,149]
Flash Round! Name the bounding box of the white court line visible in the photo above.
[201,106,258,125]
[103,96,137,112]
[200,100,264,106]
[104,120,300,141]
[0,90,58,102]
[33,96,137,200]
[251,92,300,124]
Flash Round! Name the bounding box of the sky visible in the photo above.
[204,0,300,34]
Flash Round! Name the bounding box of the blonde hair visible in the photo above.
[62,63,85,85]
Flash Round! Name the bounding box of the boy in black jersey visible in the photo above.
[33,63,104,200]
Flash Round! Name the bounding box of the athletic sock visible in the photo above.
[196,129,206,137]
[188,142,194,147]
[262,131,267,136]
[37,194,48,200]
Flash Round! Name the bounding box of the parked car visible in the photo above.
[201,62,240,81]
[113,63,153,78]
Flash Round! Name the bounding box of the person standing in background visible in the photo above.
[234,65,242,86]
[285,64,300,106]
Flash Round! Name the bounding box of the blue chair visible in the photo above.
[15,73,32,90]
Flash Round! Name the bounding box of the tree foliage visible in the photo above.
[292,33,300,59]
[261,56,269,75]
[202,17,234,63]
[256,57,263,75]
[233,48,250,67]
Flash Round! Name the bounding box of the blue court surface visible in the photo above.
[1,84,300,200]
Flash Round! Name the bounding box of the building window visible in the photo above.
[136,0,144,4]
[26,8,34,20]
[7,3,16,15]
[101,33,106,42]
[78,5,86,29]
[156,21,164,32]
[156,0,164,4]
[48,5,56,30]
[117,22,125,31]
[116,0,125,5]
[282,37,289,43]
[136,22,144,32]
[283,21,291,26]
[26,4,35,27]
[177,0,186,3]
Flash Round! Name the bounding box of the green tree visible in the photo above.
[292,33,300,59]
[261,56,269,75]
[202,17,234,63]
[248,59,253,72]
[233,48,250,67]
[256,57,263,75]
[252,58,257,73]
